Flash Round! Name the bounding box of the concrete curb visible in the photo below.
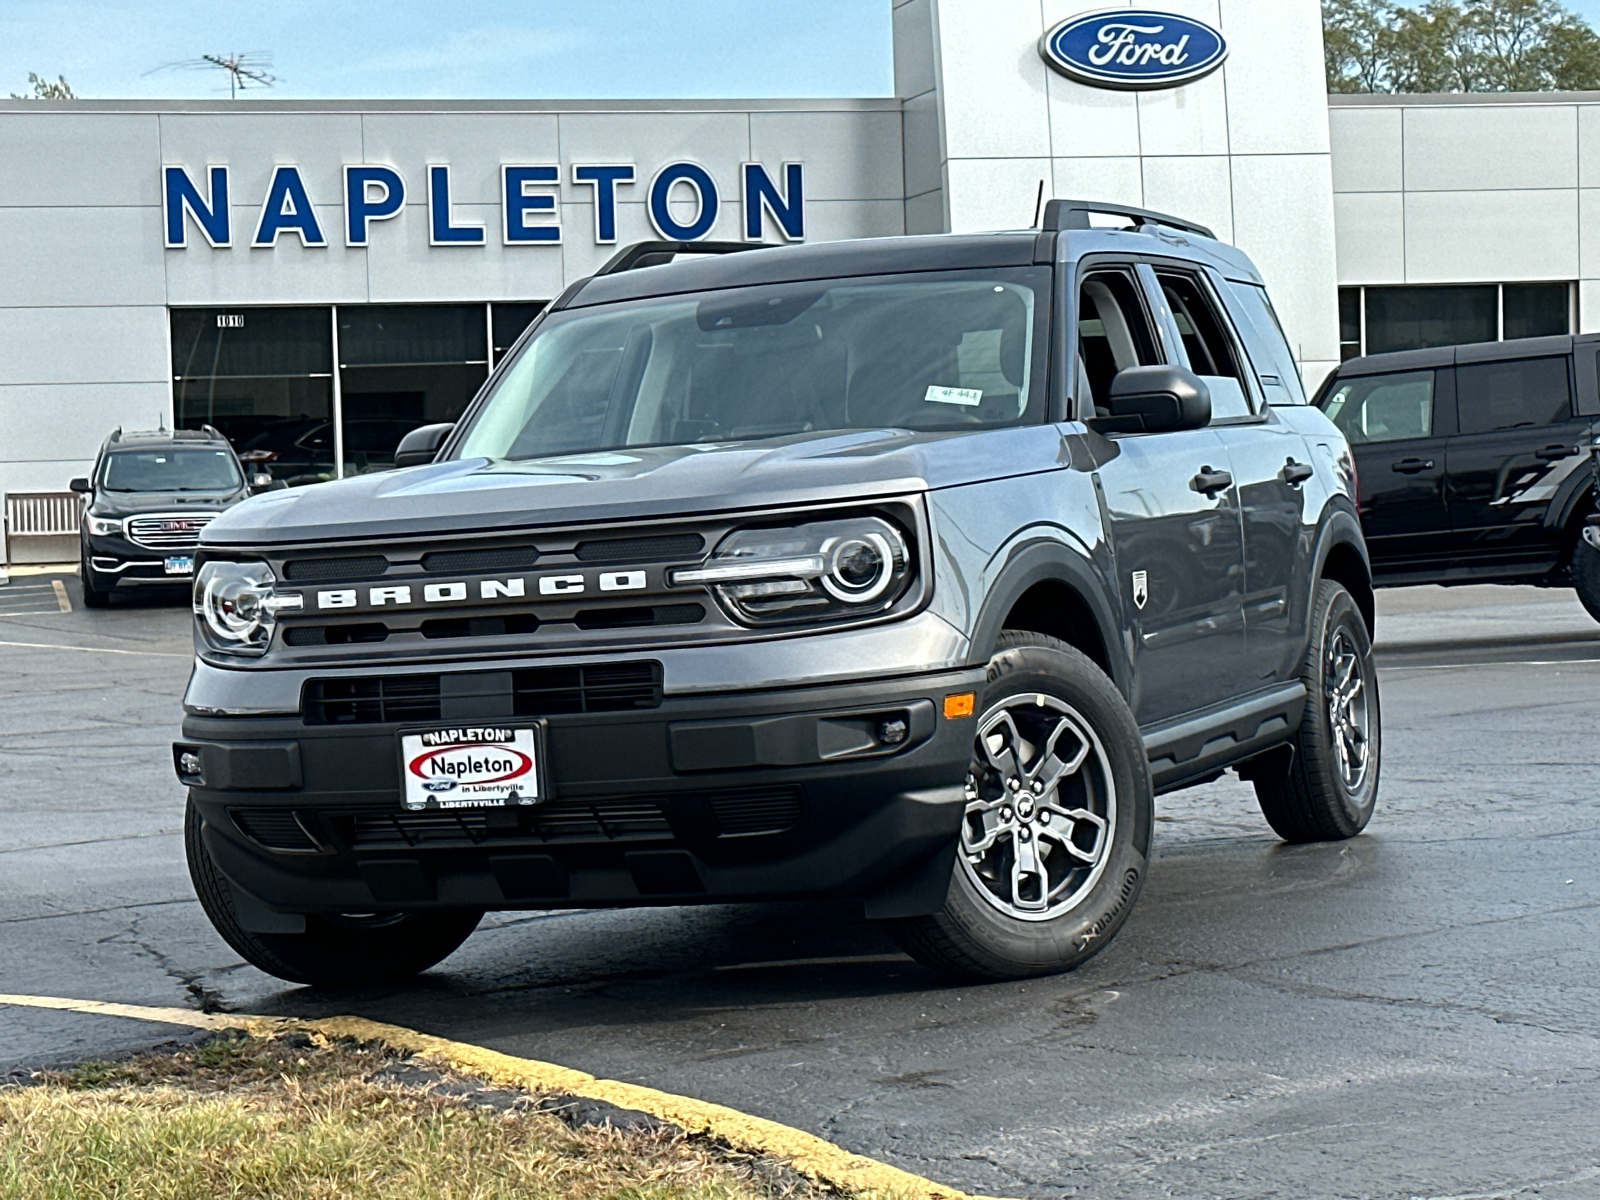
[0,992,1010,1200]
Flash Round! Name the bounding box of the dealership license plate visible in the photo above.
[164,555,194,575]
[399,725,543,811]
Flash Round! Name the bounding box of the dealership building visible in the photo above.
[3,0,1600,513]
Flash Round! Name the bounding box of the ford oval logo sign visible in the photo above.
[1040,9,1228,91]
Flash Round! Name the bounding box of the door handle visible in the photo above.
[1191,466,1233,496]
[1535,444,1577,461]
[1391,458,1434,474]
[1280,459,1314,486]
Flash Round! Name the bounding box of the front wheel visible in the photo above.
[185,798,482,987]
[1571,526,1600,625]
[888,632,1153,981]
[1250,580,1380,842]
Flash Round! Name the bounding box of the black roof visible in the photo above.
[1335,333,1600,378]
[563,232,1050,309]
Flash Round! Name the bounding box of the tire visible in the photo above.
[888,631,1153,981]
[1571,527,1600,625]
[80,550,110,608]
[1251,580,1380,843]
[185,797,482,987]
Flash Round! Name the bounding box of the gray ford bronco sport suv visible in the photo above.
[176,200,1380,987]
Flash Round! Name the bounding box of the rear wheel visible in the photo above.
[1571,526,1600,625]
[888,632,1153,980]
[185,798,482,987]
[1250,580,1380,842]
[80,549,110,608]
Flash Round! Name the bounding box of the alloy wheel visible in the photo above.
[959,693,1117,922]
[1326,628,1371,794]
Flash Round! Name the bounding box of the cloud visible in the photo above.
[349,25,585,75]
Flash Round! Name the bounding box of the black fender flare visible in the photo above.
[1549,462,1596,552]
[1309,501,1374,631]
[965,538,1132,698]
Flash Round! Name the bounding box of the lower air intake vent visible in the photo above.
[304,675,443,724]
[230,808,320,852]
[707,788,806,836]
[342,798,673,848]
[513,661,662,715]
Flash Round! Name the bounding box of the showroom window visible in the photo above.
[1338,283,1572,359]
[171,301,546,484]
[171,308,335,483]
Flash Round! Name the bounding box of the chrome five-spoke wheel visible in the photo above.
[960,693,1117,922]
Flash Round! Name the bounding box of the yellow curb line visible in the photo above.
[0,993,1012,1200]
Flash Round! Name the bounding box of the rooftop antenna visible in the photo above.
[146,52,278,100]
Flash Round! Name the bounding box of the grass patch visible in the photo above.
[1,1032,827,1200]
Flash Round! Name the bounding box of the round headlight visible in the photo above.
[822,533,894,602]
[193,560,302,656]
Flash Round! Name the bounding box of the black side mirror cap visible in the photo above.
[69,477,92,494]
[1097,365,1211,434]
[393,422,455,469]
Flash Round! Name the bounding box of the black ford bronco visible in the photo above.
[176,201,1380,987]
[1318,337,1600,619]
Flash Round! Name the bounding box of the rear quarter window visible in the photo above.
[1223,281,1308,405]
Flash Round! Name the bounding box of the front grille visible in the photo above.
[420,614,541,640]
[302,662,661,725]
[126,513,215,550]
[513,661,662,715]
[230,807,320,852]
[284,555,389,581]
[422,546,541,574]
[343,798,673,848]
[575,533,705,562]
[305,675,442,724]
[284,623,389,646]
[708,787,806,836]
[573,604,705,630]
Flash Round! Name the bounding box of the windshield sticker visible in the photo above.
[925,385,983,407]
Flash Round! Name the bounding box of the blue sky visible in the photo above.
[3,0,896,100]
[6,0,1600,102]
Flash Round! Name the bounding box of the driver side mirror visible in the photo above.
[393,422,455,469]
[69,477,92,494]
[1096,366,1211,434]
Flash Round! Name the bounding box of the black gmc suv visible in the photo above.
[72,427,260,608]
[1317,336,1600,618]
[175,203,1380,987]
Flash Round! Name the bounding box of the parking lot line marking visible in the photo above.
[0,610,70,618]
[0,639,189,658]
[51,579,70,612]
[1379,657,1600,672]
[0,993,1010,1200]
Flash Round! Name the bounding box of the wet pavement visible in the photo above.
[3,572,1598,1199]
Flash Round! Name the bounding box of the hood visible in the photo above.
[203,426,1068,547]
[94,488,248,518]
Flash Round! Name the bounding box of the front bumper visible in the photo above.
[178,666,984,921]
[85,533,194,588]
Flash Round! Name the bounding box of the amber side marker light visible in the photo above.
[943,692,976,719]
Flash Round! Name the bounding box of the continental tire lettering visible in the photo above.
[1078,866,1141,950]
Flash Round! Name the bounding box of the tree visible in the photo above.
[10,73,75,99]
[1324,0,1600,92]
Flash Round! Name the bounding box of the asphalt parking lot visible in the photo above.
[2,571,1598,1199]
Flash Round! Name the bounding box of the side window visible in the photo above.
[1157,273,1253,419]
[1224,281,1308,405]
[1320,371,1435,445]
[1455,357,1572,435]
[1077,271,1160,415]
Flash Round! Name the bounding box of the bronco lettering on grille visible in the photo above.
[314,569,650,611]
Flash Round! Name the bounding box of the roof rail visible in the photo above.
[1042,198,1215,241]
[596,240,767,276]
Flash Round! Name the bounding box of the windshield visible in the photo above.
[101,448,242,493]
[454,268,1049,461]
